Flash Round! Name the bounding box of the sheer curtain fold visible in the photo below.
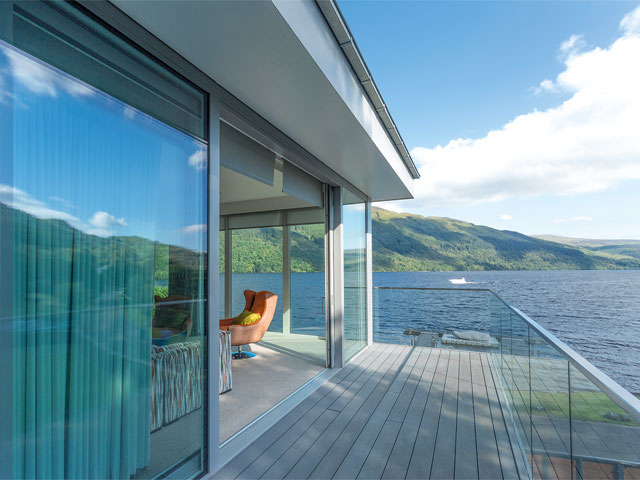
[13,214,154,479]
[11,94,154,479]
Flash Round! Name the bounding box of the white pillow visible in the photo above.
[453,330,491,342]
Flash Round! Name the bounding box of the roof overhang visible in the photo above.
[111,0,415,201]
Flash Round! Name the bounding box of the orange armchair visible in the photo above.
[220,290,278,358]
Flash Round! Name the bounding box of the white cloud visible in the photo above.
[500,214,512,221]
[409,7,640,208]
[182,224,207,234]
[49,196,76,209]
[559,34,586,58]
[1,45,94,98]
[123,105,136,120]
[0,186,131,237]
[621,5,640,35]
[531,78,558,95]
[553,216,593,224]
[189,146,207,171]
[372,201,404,213]
[0,184,81,227]
[89,211,127,229]
[87,211,127,237]
[0,73,10,104]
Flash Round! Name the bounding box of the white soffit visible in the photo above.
[111,0,414,201]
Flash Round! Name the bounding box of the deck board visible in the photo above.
[216,344,390,480]
[455,352,478,480]
[429,350,460,480]
[215,344,528,480]
[381,349,439,480]
[281,346,405,480]
[470,352,503,480]
[406,351,448,480]
[307,346,409,480]
[257,346,400,480]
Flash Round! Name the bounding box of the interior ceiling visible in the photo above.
[220,166,316,214]
[220,166,287,204]
[111,0,414,202]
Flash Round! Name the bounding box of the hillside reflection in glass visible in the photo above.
[1,43,207,479]
[343,192,367,360]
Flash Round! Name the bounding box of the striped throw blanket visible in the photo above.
[151,342,202,431]
[151,332,232,431]
[219,331,232,395]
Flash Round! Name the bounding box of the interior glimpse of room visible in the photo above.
[218,126,328,444]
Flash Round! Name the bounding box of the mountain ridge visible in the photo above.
[531,234,640,248]
[225,207,640,273]
[370,207,640,271]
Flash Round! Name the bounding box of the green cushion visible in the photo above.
[232,310,262,326]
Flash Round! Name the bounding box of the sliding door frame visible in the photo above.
[366,200,373,346]
[328,186,344,368]
[206,96,221,477]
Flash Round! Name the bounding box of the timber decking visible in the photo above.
[215,343,527,480]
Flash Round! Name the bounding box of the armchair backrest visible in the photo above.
[242,290,256,311]
[227,290,278,346]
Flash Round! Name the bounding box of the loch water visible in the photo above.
[373,270,640,394]
[227,270,640,393]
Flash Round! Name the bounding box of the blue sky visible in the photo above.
[1,42,207,251]
[340,1,640,239]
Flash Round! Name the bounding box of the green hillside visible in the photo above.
[222,208,640,273]
[532,235,640,260]
[372,208,640,271]
[531,234,640,248]
[225,224,325,274]
[590,244,640,260]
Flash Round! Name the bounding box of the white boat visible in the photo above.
[449,277,468,284]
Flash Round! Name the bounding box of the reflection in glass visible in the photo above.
[570,365,640,480]
[530,337,571,479]
[343,192,367,360]
[2,43,207,479]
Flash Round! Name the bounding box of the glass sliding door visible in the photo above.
[343,190,368,361]
[1,41,208,479]
[289,223,327,365]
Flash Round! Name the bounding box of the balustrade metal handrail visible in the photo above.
[373,285,640,424]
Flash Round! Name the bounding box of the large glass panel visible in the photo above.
[570,365,640,479]
[290,224,325,336]
[343,191,367,360]
[288,223,326,365]
[529,332,571,480]
[372,287,492,347]
[231,227,283,332]
[510,321,532,471]
[2,42,207,479]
